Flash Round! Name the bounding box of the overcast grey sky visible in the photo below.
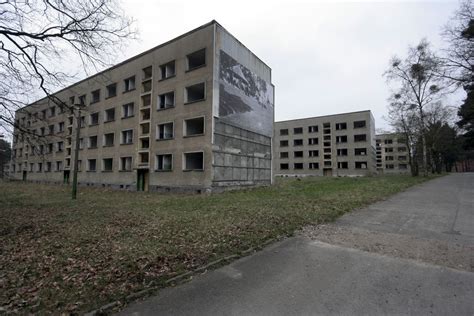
[121,0,461,131]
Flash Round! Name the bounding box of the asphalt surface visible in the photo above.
[119,173,474,316]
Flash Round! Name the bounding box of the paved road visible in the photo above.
[119,173,474,316]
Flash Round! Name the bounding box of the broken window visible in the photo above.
[324,154,331,159]
[78,94,86,106]
[308,125,318,133]
[140,138,150,150]
[105,108,115,122]
[398,147,407,152]
[323,141,331,147]
[38,162,43,172]
[385,156,394,161]
[106,83,117,98]
[384,139,393,145]
[184,152,204,170]
[294,151,304,158]
[185,82,205,103]
[280,129,289,136]
[355,161,367,169]
[142,66,153,80]
[336,135,347,143]
[294,163,304,170]
[80,116,86,128]
[280,152,289,159]
[280,140,288,147]
[337,148,348,156]
[184,117,205,136]
[156,154,172,171]
[46,162,52,172]
[87,159,96,171]
[280,163,289,170]
[102,158,113,172]
[385,164,394,169]
[308,138,318,145]
[309,150,319,157]
[309,162,319,169]
[324,161,332,167]
[103,133,114,147]
[90,112,99,125]
[294,127,303,134]
[79,138,84,150]
[353,120,366,128]
[157,122,174,140]
[398,156,407,161]
[91,89,100,103]
[160,61,176,79]
[56,161,63,171]
[354,134,367,142]
[158,91,175,109]
[323,123,331,134]
[124,76,136,92]
[399,164,407,169]
[88,136,98,148]
[122,103,134,118]
[139,152,149,164]
[47,143,53,154]
[294,139,303,146]
[187,48,206,70]
[58,122,65,132]
[141,122,150,135]
[57,141,64,152]
[335,122,347,130]
[121,129,133,144]
[385,147,394,153]
[354,148,367,156]
[120,157,132,171]
[50,106,56,117]
[49,124,55,134]
[338,162,348,169]
[142,80,152,93]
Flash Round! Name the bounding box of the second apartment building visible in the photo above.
[273,110,376,177]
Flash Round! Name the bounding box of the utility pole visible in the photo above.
[72,103,85,200]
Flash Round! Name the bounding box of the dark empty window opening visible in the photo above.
[323,141,331,147]
[324,135,331,141]
[294,151,303,158]
[324,154,331,159]
[122,103,134,118]
[355,161,367,169]
[294,163,304,170]
[309,162,319,169]
[294,127,303,134]
[280,140,288,147]
[324,161,332,167]
[103,158,113,172]
[142,94,151,107]
[105,108,115,122]
[90,112,99,125]
[324,148,331,153]
[158,91,175,109]
[354,120,366,128]
[91,89,100,103]
[141,122,150,135]
[103,133,114,147]
[88,159,97,172]
[280,152,289,159]
[399,164,408,169]
[121,129,133,144]
[187,49,206,71]
[294,139,303,146]
[338,162,348,169]
[185,82,205,103]
[308,125,318,133]
[142,66,152,80]
[106,83,117,98]
[78,95,86,106]
[160,61,176,79]
[309,150,319,157]
[385,156,394,161]
[355,148,367,156]
[139,152,149,164]
[140,138,150,149]
[124,76,136,92]
[335,122,347,130]
[120,157,132,171]
[156,154,172,171]
[354,134,367,142]
[157,122,173,140]
[184,117,205,136]
[384,139,393,145]
[308,138,318,145]
[89,136,98,148]
[280,163,289,170]
[337,148,348,156]
[142,80,152,93]
[280,129,289,136]
[184,152,204,170]
[336,135,347,143]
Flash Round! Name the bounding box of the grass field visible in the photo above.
[0,175,437,313]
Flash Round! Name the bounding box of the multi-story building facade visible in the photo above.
[11,21,274,192]
[375,133,410,174]
[273,110,376,177]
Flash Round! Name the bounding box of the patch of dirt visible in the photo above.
[300,224,474,272]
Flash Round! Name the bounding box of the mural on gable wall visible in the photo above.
[218,50,274,137]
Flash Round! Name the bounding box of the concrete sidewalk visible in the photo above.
[119,174,474,315]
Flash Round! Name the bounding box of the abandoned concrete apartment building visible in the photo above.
[273,111,378,177]
[10,21,275,192]
[375,133,410,174]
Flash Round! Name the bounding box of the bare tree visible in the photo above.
[0,0,136,137]
[384,39,448,176]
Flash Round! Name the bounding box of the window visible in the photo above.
[45,162,52,172]
[294,151,304,158]
[294,139,303,146]
[309,150,319,157]
[160,61,175,79]
[120,157,132,171]
[79,116,86,128]
[354,134,367,142]
[309,162,319,169]
[102,158,113,172]
[69,96,75,105]
[143,66,152,80]
[280,163,289,170]
[337,148,348,156]
[104,108,115,122]
[308,125,318,133]
[49,124,55,134]
[184,117,204,136]
[37,162,43,172]
[294,163,304,170]
[47,143,53,154]
[187,48,206,70]
[79,138,84,150]
[78,94,86,106]
[121,129,133,144]
[280,140,288,147]
[185,82,205,103]
[398,147,407,152]
[91,89,100,103]
[77,160,82,171]
[399,164,408,170]
[308,138,318,145]
[335,122,347,130]
[106,83,117,98]
[183,152,204,170]
[386,164,395,169]
[336,135,347,143]
[68,117,73,125]
[156,154,172,171]
[57,141,64,152]
[384,139,393,145]
[324,154,331,159]
[355,161,367,169]
[280,152,289,159]
[88,159,97,172]
[103,133,114,147]
[90,112,99,125]
[157,122,174,140]
[88,136,98,149]
[294,127,303,134]
[385,147,394,153]
[353,120,366,128]
[50,106,56,117]
[124,76,136,92]
[280,129,289,136]
[354,148,367,156]
[29,163,34,172]
[158,92,175,110]
[41,109,47,119]
[398,156,407,161]
[58,122,65,133]
[56,161,63,172]
[385,156,394,161]
[122,103,134,118]
[338,162,348,169]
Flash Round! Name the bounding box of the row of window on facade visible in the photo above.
[279,147,369,159]
[279,134,367,147]
[279,120,367,137]
[377,155,408,161]
[377,164,408,170]
[15,49,207,128]
[376,138,405,145]
[377,147,407,153]
[280,161,368,170]
[13,151,204,173]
